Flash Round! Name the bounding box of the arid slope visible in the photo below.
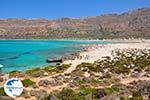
[0,8,150,39]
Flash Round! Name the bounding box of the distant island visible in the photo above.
[0,8,150,39]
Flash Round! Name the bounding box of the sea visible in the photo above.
[0,40,113,73]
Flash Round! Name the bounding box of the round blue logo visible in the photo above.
[4,78,24,98]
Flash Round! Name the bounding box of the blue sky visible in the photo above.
[0,0,150,19]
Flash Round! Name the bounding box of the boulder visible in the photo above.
[112,84,132,97]
[68,81,80,88]
[51,76,63,86]
[43,72,49,76]
[70,70,84,78]
[46,95,59,100]
[142,72,150,77]
[130,80,150,90]
[83,77,91,83]
[100,93,120,100]
[21,89,30,98]
[55,74,64,81]
[30,90,47,97]
[130,71,140,78]
[48,78,57,86]
[39,79,51,87]
[96,88,106,99]
[39,77,63,87]
[139,85,150,96]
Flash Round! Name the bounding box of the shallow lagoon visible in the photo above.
[0,40,113,73]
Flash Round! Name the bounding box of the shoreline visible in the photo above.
[1,40,150,73]
[64,42,150,63]
[0,42,150,99]
[63,42,150,74]
[0,38,150,42]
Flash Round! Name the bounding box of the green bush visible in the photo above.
[75,87,97,99]
[77,63,103,72]
[44,64,71,73]
[91,79,100,86]
[22,79,35,87]
[0,87,6,96]
[25,68,41,74]
[104,87,118,95]
[131,97,144,100]
[57,88,76,100]
[53,87,98,100]
[56,64,71,70]
[78,87,97,95]
[43,66,56,72]
[25,64,71,76]
[78,79,86,85]
[131,91,144,100]
[112,66,130,74]
[9,70,21,74]
[77,63,93,69]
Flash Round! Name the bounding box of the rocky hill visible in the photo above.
[0,8,150,39]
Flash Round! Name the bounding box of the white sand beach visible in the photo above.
[64,42,150,73]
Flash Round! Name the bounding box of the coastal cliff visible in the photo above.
[0,8,150,39]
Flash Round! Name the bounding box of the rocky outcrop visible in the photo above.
[38,76,64,87]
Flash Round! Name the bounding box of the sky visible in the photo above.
[0,0,150,19]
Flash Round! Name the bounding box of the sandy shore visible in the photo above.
[63,42,150,73]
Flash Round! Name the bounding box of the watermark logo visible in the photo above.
[4,78,24,98]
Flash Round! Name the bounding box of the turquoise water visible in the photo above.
[0,40,112,73]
